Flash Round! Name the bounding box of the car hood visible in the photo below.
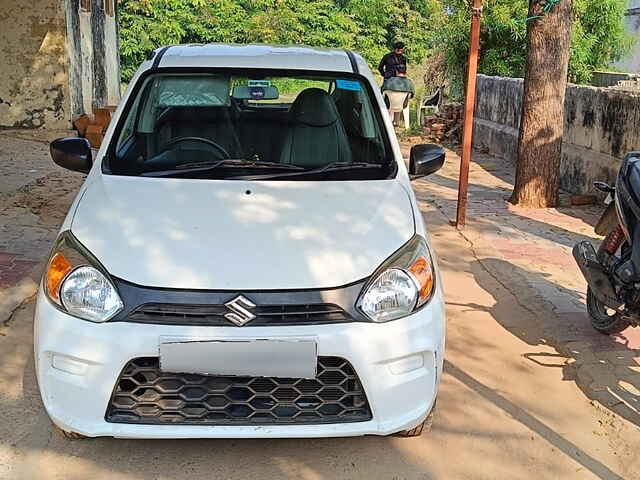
[71,176,415,290]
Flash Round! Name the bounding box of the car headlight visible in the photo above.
[357,235,435,322]
[44,231,123,322]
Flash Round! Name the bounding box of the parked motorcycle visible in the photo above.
[573,152,640,334]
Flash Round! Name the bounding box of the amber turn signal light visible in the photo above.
[408,256,434,303]
[46,252,73,302]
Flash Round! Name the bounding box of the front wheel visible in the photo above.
[586,288,631,335]
[396,404,435,437]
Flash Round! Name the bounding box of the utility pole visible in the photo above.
[455,0,482,229]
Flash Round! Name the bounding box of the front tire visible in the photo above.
[586,288,630,335]
[53,424,88,440]
[396,405,435,437]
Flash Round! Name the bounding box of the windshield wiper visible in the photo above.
[227,162,383,181]
[140,159,306,178]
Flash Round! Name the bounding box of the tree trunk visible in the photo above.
[510,0,573,208]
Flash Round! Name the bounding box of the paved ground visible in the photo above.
[1,132,639,479]
[0,132,83,328]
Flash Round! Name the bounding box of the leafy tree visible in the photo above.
[118,0,633,87]
[439,0,632,90]
[241,0,360,50]
[118,0,443,83]
[118,0,248,82]
[570,0,634,82]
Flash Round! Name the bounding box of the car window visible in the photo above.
[107,71,393,181]
[115,92,141,147]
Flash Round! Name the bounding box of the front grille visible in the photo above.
[106,357,372,425]
[127,303,352,326]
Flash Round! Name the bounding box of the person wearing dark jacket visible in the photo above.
[381,65,415,98]
[378,42,407,79]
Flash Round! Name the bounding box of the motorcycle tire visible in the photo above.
[586,288,630,335]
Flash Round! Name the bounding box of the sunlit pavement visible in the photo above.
[0,134,639,479]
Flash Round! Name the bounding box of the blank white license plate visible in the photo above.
[159,339,317,379]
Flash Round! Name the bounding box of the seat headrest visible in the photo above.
[290,88,339,127]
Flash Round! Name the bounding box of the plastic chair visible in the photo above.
[382,90,411,130]
[416,87,442,127]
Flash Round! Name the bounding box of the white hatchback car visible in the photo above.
[36,44,446,439]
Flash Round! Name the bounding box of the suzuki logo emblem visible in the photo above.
[224,295,257,326]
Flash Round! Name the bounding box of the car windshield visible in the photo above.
[106,72,394,181]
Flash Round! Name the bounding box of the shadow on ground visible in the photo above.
[462,257,640,429]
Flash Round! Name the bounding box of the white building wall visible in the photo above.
[614,1,640,73]
[66,0,120,118]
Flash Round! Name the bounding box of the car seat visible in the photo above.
[279,88,352,168]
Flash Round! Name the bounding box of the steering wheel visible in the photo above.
[160,136,230,160]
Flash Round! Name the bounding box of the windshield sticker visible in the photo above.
[336,80,361,91]
[248,80,271,87]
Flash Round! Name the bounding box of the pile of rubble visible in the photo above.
[422,102,463,143]
[612,77,640,93]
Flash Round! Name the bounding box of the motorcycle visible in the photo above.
[573,152,640,334]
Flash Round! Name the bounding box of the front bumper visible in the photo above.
[34,289,445,438]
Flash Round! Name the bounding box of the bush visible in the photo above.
[118,0,634,91]
[437,0,633,93]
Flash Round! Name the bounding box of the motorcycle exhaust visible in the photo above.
[572,241,623,309]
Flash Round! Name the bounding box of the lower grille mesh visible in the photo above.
[105,357,372,425]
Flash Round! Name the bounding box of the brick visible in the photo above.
[613,328,640,350]
[614,365,640,377]
[581,362,618,389]
[564,342,598,364]
[0,252,16,264]
[618,380,640,396]
[597,351,640,365]
[93,107,112,131]
[0,258,37,287]
[571,195,597,206]
[73,114,91,136]
[85,125,104,148]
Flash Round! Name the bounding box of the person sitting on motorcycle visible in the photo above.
[378,42,407,80]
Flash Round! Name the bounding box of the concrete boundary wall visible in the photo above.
[473,74,640,195]
[0,0,70,129]
[0,0,119,129]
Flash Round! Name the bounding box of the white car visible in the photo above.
[36,44,446,439]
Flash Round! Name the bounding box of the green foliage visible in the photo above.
[118,0,633,88]
[438,0,632,90]
[118,0,442,83]
[118,0,248,82]
[570,0,634,83]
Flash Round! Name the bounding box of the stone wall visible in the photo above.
[473,74,640,195]
[0,0,120,130]
[66,0,120,118]
[592,71,639,88]
[0,0,71,129]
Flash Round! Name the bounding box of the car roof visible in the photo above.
[154,44,357,73]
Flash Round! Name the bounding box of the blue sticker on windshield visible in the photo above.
[336,80,361,91]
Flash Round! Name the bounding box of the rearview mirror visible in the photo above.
[232,85,280,101]
[50,137,92,174]
[409,144,445,177]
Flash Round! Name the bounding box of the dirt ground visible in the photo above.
[0,134,639,479]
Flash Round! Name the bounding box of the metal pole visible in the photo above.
[455,0,482,229]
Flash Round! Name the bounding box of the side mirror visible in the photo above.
[50,137,92,174]
[409,144,445,177]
